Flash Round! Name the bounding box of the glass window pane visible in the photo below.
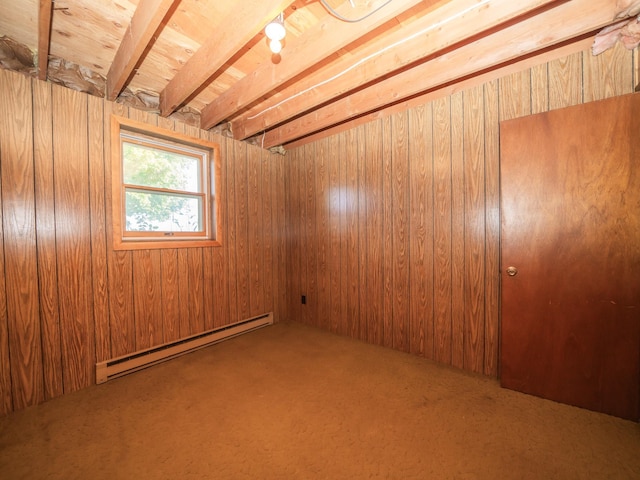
[125,189,203,232]
[122,142,201,192]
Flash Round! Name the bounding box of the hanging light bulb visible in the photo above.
[265,13,286,40]
[269,39,283,54]
[265,12,286,54]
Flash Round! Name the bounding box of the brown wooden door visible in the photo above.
[500,93,640,421]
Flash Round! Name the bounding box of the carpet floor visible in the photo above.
[1,321,638,479]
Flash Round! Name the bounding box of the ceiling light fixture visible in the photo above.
[265,12,286,54]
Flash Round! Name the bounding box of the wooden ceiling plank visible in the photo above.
[106,0,180,101]
[262,0,619,148]
[38,0,53,80]
[159,0,296,117]
[199,0,428,131]
[234,0,559,140]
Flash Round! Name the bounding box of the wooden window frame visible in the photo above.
[111,115,222,250]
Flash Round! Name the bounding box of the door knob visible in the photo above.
[506,266,518,276]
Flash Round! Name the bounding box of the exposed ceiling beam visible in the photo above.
[106,0,179,101]
[159,0,296,117]
[284,35,595,149]
[37,0,53,80]
[233,0,560,140]
[199,0,428,131]
[262,0,620,148]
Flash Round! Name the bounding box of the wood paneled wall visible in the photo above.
[0,68,287,416]
[284,43,638,377]
[0,43,636,416]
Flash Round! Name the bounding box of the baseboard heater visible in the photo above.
[96,313,273,384]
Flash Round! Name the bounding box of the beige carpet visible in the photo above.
[1,321,638,479]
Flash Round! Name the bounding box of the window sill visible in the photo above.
[113,238,222,251]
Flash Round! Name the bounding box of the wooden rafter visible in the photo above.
[199,0,427,131]
[261,0,619,148]
[106,0,179,101]
[232,0,560,140]
[37,0,53,80]
[284,35,595,150]
[159,0,296,117]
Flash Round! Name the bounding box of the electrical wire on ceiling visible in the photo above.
[320,0,393,23]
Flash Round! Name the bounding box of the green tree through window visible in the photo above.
[122,141,203,232]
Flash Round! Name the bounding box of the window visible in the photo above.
[111,116,221,250]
